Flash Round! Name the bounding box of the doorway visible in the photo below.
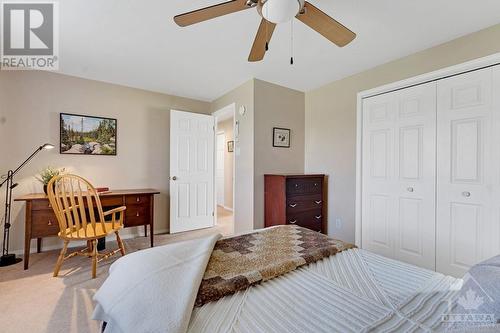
[213,104,235,236]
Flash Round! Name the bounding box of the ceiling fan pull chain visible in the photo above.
[290,19,294,65]
[265,4,269,51]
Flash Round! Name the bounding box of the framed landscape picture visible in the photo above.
[60,113,117,155]
[273,127,290,148]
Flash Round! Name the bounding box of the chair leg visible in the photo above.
[53,240,69,277]
[115,232,125,256]
[91,239,98,279]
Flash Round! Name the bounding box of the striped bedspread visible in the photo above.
[188,249,464,333]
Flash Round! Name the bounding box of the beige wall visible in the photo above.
[217,117,234,210]
[305,23,500,242]
[254,79,305,229]
[0,71,210,253]
[211,79,254,234]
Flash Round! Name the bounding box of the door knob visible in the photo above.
[462,191,471,198]
[171,176,177,181]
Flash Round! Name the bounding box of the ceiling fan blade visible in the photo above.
[296,2,356,47]
[174,0,251,27]
[248,19,276,62]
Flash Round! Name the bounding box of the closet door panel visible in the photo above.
[490,66,500,259]
[437,67,494,277]
[362,94,396,258]
[393,83,436,270]
[362,82,436,269]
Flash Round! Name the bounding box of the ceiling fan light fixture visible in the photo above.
[261,0,302,24]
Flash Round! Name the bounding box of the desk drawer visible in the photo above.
[125,195,150,206]
[32,200,53,211]
[125,206,150,226]
[32,211,59,237]
[100,196,124,207]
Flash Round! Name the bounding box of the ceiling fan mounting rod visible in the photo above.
[246,0,258,7]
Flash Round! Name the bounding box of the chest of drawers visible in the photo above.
[264,174,326,233]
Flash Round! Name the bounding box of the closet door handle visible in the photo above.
[462,191,471,198]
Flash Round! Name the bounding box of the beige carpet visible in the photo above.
[0,227,225,333]
[216,205,234,236]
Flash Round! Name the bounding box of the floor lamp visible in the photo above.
[0,143,55,267]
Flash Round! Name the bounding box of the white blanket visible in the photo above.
[92,234,221,333]
[94,233,473,333]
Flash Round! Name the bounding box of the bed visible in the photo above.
[92,226,497,333]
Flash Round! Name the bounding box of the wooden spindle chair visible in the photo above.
[47,174,126,279]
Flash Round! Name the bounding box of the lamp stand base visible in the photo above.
[0,254,22,267]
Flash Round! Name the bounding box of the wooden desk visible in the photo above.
[15,189,160,270]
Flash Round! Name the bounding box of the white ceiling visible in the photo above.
[57,0,500,101]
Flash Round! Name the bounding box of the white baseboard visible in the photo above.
[10,228,169,255]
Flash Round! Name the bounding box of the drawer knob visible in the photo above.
[48,219,52,226]
[289,219,297,224]
[315,215,322,220]
[295,184,299,188]
[315,200,322,204]
[136,197,140,202]
[289,203,297,208]
[407,187,414,193]
[314,183,318,186]
[462,191,471,198]
[48,203,52,208]
[136,212,140,217]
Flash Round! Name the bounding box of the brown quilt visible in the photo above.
[195,225,355,306]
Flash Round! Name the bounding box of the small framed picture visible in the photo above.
[273,127,290,148]
[227,141,234,152]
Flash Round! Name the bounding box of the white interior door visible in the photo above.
[436,67,497,277]
[216,132,225,207]
[170,110,215,233]
[362,82,436,270]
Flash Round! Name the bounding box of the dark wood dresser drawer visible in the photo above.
[286,177,323,196]
[32,210,59,237]
[125,206,150,226]
[286,194,323,214]
[287,210,323,232]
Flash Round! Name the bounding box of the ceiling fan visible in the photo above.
[174,0,356,62]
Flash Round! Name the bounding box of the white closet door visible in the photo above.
[362,82,436,269]
[491,66,500,259]
[436,68,495,277]
[362,92,396,259]
[393,83,436,270]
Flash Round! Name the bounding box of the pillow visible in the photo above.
[446,255,500,331]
